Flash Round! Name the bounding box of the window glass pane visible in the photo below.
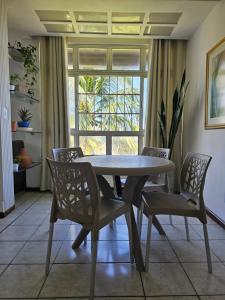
[110,96,117,113]
[101,95,110,113]
[133,77,140,93]
[116,114,125,131]
[102,114,110,130]
[78,94,86,112]
[86,95,95,113]
[132,114,140,131]
[79,136,106,155]
[67,48,73,69]
[125,77,132,94]
[109,76,118,94]
[68,77,75,128]
[124,95,140,113]
[78,75,140,132]
[117,95,125,113]
[143,78,148,129]
[112,136,138,155]
[117,77,124,94]
[112,49,140,70]
[70,135,75,147]
[79,48,107,70]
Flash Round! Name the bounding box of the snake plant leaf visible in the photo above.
[160,99,166,129]
[158,70,188,156]
[158,100,167,147]
[168,103,184,151]
[158,112,167,147]
[180,70,186,96]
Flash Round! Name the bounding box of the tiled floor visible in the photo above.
[0,192,225,299]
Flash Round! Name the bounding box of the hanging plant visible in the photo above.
[8,41,39,96]
[158,70,189,158]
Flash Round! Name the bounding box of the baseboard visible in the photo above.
[0,205,15,218]
[206,207,225,230]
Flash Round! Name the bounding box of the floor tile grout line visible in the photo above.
[190,223,225,264]
[165,231,199,296]
[2,193,225,299]
[0,192,44,233]
[138,269,146,299]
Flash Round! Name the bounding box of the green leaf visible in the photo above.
[158,99,167,147]
[179,70,186,95]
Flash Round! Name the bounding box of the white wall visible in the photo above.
[184,0,225,221]
[0,0,15,213]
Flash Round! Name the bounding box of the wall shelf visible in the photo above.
[12,129,42,135]
[10,91,39,104]
[14,162,41,173]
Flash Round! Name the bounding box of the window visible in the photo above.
[67,45,148,155]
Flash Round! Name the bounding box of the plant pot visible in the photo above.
[16,148,32,168]
[11,121,17,132]
[13,163,19,172]
[10,84,15,91]
[17,121,30,128]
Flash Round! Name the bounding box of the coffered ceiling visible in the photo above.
[7,0,221,40]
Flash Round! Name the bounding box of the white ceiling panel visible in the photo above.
[6,0,221,40]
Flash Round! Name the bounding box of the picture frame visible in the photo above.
[205,37,225,129]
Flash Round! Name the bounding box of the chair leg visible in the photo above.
[84,236,87,245]
[169,215,173,225]
[45,222,54,277]
[90,235,98,300]
[109,221,114,229]
[203,223,212,273]
[136,208,140,233]
[184,217,190,241]
[125,212,134,264]
[145,215,153,272]
[138,201,144,239]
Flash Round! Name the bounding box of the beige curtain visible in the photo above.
[144,39,187,190]
[40,36,69,190]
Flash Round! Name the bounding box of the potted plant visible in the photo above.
[158,70,189,158]
[8,41,39,97]
[17,107,32,128]
[9,73,20,91]
[13,158,21,172]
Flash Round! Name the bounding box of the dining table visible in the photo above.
[72,154,175,271]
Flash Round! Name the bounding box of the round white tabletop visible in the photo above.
[75,155,174,176]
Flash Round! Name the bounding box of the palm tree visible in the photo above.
[77,75,140,154]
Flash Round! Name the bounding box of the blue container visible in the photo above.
[17,121,30,128]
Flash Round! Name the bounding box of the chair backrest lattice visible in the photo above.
[180,152,212,211]
[142,147,170,159]
[52,147,84,162]
[47,159,99,224]
[142,147,171,183]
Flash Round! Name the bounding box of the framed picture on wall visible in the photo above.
[205,37,225,129]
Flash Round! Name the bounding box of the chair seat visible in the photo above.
[142,191,200,218]
[143,182,167,193]
[97,196,130,229]
[80,196,130,231]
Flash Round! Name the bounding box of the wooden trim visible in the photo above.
[0,205,15,219]
[206,207,225,230]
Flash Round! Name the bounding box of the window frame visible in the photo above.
[67,44,148,155]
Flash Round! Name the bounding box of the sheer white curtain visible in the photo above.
[144,39,187,190]
[39,36,69,190]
